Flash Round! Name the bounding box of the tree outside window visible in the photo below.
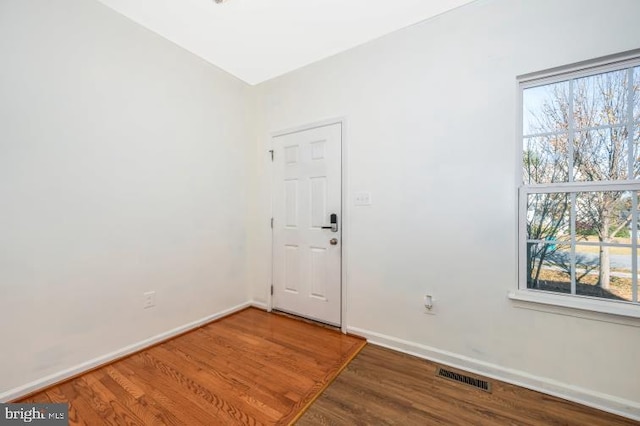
[522,64,640,303]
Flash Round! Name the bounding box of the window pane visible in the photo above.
[574,190,634,302]
[520,63,640,307]
[527,193,570,240]
[573,69,628,129]
[575,191,631,240]
[636,254,639,303]
[527,243,571,293]
[573,127,629,181]
[523,81,570,135]
[634,126,640,179]
[632,191,638,303]
[523,134,569,183]
[574,244,632,302]
[634,66,639,123]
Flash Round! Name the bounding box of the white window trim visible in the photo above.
[508,290,640,328]
[508,289,640,320]
[518,49,640,88]
[513,50,640,321]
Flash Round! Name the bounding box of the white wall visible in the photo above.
[2,0,640,418]
[250,0,640,417]
[0,0,253,396]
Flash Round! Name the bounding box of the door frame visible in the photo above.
[267,117,348,333]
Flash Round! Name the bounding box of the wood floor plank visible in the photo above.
[70,375,145,426]
[297,344,639,426]
[162,340,289,419]
[148,344,277,423]
[124,350,257,425]
[103,366,145,400]
[187,326,327,395]
[17,307,364,425]
[57,380,112,425]
[89,372,164,425]
[190,327,321,389]
[45,387,88,426]
[110,361,210,426]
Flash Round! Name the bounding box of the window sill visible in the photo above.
[508,290,640,326]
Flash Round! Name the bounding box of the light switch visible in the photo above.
[354,191,372,206]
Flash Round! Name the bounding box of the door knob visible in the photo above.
[330,238,338,245]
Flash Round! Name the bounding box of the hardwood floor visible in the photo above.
[18,310,638,425]
[19,308,366,425]
[297,344,639,426]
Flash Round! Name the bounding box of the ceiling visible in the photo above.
[97,0,476,85]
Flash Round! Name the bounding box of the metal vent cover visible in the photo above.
[435,367,492,393]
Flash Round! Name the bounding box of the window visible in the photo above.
[516,52,640,316]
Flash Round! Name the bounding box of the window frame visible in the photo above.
[513,50,640,319]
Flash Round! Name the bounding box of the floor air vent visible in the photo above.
[435,367,492,393]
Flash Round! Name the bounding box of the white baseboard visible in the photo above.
[347,326,640,422]
[250,300,268,310]
[0,301,252,402]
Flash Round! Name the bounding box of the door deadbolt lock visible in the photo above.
[321,213,339,233]
[330,238,338,245]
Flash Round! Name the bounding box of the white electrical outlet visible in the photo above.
[424,294,435,315]
[143,291,156,309]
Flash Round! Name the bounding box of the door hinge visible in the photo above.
[270,218,274,228]
[270,285,274,295]
[269,150,274,161]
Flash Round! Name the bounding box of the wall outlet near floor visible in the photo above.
[143,291,156,309]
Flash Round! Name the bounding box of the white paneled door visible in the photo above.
[272,123,342,326]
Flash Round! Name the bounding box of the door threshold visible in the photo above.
[272,309,341,332]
